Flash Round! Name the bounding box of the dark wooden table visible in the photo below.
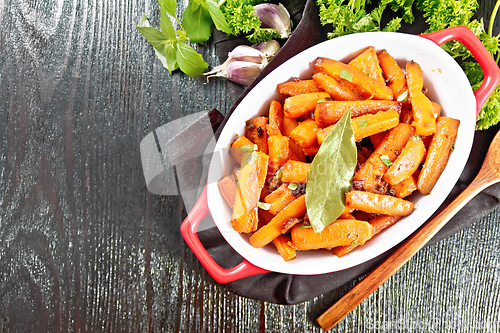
[2,0,500,332]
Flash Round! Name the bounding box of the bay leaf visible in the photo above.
[305,109,357,233]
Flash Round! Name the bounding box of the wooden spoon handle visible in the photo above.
[317,177,495,331]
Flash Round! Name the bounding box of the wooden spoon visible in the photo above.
[317,130,500,332]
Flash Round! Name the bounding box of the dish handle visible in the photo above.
[420,26,500,116]
[180,186,270,283]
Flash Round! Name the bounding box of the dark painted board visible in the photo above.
[1,0,500,332]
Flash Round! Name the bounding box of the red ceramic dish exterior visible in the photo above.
[181,26,500,284]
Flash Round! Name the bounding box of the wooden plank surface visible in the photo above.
[1,0,500,332]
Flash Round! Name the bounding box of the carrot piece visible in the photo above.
[333,215,402,257]
[231,152,269,233]
[383,135,426,185]
[273,235,297,261]
[288,139,307,162]
[249,195,306,248]
[399,103,413,124]
[431,101,442,118]
[281,160,310,184]
[301,142,320,156]
[230,135,254,164]
[345,190,415,216]
[282,117,299,137]
[314,57,394,100]
[339,206,355,219]
[245,116,269,154]
[217,175,237,208]
[312,72,362,101]
[353,123,414,194]
[278,78,323,96]
[267,100,284,136]
[283,92,331,118]
[417,117,460,195]
[268,135,291,176]
[406,61,436,136]
[370,131,387,149]
[264,183,290,203]
[290,219,373,251]
[289,118,319,148]
[351,110,400,142]
[314,100,402,128]
[378,49,407,99]
[264,184,297,215]
[391,174,418,198]
[348,46,385,84]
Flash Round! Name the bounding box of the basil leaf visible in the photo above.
[203,0,232,34]
[340,69,353,82]
[163,44,179,74]
[159,0,177,17]
[183,2,213,43]
[174,42,208,77]
[306,109,357,233]
[137,15,168,53]
[160,9,176,40]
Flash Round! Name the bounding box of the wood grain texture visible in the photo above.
[1,0,500,332]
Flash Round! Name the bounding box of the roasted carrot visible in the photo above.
[290,219,373,251]
[278,78,323,96]
[333,215,402,257]
[267,100,284,136]
[282,117,299,137]
[351,110,400,142]
[314,57,394,100]
[288,139,307,162]
[264,183,290,203]
[312,72,362,101]
[249,195,306,248]
[273,235,297,261]
[418,117,460,195]
[383,135,426,185]
[301,142,320,156]
[281,160,310,184]
[268,135,291,176]
[315,100,402,128]
[391,174,418,198]
[283,92,331,118]
[370,131,387,149]
[289,118,319,148]
[378,49,407,99]
[406,61,436,136]
[230,135,254,164]
[353,123,414,194]
[217,175,237,208]
[345,190,415,216]
[265,185,297,215]
[348,46,385,84]
[245,116,269,154]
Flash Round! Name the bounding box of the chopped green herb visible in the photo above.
[451,143,455,151]
[317,99,327,103]
[412,135,419,141]
[340,69,353,82]
[240,143,258,153]
[277,151,282,159]
[380,155,393,166]
[257,202,271,210]
[397,90,408,102]
[277,167,283,179]
[357,119,368,129]
[288,183,298,190]
[298,224,313,229]
[351,240,360,245]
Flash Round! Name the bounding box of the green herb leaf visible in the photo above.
[183,2,214,43]
[257,202,271,210]
[351,240,360,245]
[412,135,419,141]
[162,45,179,73]
[380,154,393,166]
[288,183,298,190]
[357,119,368,129]
[298,224,313,229]
[317,99,327,103]
[240,144,258,153]
[306,109,357,233]
[277,167,283,179]
[451,143,455,151]
[397,90,408,102]
[137,15,169,53]
[174,42,209,77]
[159,0,177,17]
[204,0,232,34]
[340,69,353,82]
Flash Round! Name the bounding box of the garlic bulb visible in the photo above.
[254,3,292,39]
[205,61,264,86]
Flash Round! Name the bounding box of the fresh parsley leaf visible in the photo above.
[247,27,281,44]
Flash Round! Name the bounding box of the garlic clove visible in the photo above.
[254,3,292,39]
[205,61,264,86]
[251,40,281,65]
